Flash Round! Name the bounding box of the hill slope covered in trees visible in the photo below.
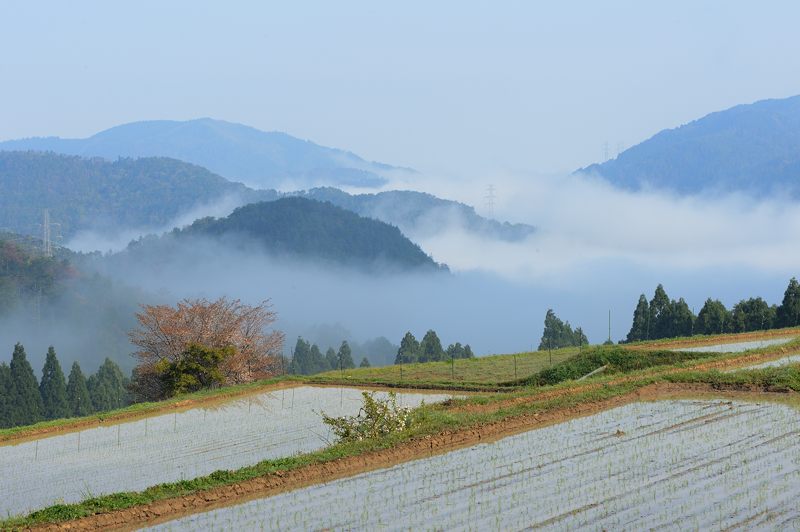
[579,95,800,196]
[0,151,275,239]
[0,234,141,374]
[128,198,446,272]
[0,152,527,246]
[296,187,535,242]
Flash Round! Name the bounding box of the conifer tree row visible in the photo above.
[393,330,474,365]
[624,277,800,342]
[288,338,359,375]
[0,345,129,429]
[40,346,69,420]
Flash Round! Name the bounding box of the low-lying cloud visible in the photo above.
[18,166,800,368]
[65,193,249,253]
[374,169,800,281]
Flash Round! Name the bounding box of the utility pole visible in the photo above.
[608,309,612,344]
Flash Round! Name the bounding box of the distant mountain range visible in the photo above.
[579,95,800,196]
[0,118,405,190]
[127,198,447,273]
[0,151,532,244]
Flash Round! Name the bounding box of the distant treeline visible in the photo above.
[287,330,473,375]
[287,339,365,376]
[0,344,130,429]
[394,330,473,364]
[624,278,800,342]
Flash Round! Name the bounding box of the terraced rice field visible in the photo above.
[676,336,795,353]
[149,398,800,531]
[0,386,452,517]
[731,354,800,371]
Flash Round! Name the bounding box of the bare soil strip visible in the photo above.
[33,382,798,531]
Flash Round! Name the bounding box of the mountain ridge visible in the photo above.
[0,151,531,247]
[0,118,408,189]
[578,95,800,195]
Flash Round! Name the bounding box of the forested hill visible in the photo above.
[0,151,528,250]
[579,95,800,196]
[0,234,141,373]
[295,187,535,242]
[0,236,73,317]
[176,198,447,272]
[0,151,276,238]
[0,119,403,189]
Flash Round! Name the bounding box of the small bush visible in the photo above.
[321,391,415,443]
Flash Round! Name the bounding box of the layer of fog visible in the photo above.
[0,276,143,376]
[372,169,800,278]
[12,167,799,375]
[65,193,248,253]
[87,234,792,361]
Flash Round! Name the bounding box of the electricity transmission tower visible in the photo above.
[484,184,496,219]
[39,209,61,258]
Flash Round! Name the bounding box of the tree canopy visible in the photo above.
[622,279,800,342]
[394,332,420,365]
[87,358,129,412]
[39,346,69,420]
[9,343,43,426]
[66,361,94,417]
[419,331,445,363]
[538,310,587,350]
[129,297,284,400]
[777,277,800,328]
[337,341,356,370]
[157,344,234,397]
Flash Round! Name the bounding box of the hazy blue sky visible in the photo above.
[2,0,799,175]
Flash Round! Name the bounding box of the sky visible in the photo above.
[2,1,800,176]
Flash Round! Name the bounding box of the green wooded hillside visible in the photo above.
[0,151,275,238]
[179,197,446,272]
